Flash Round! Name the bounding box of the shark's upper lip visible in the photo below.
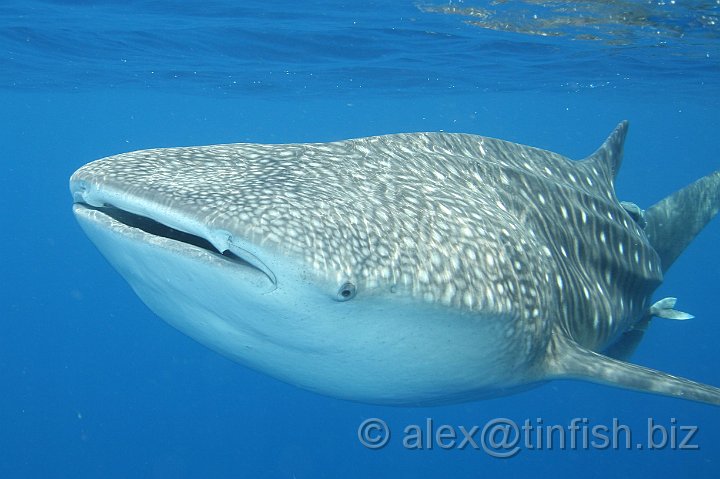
[70,177,277,287]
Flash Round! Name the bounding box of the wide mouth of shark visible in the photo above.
[84,204,235,256]
[73,201,277,287]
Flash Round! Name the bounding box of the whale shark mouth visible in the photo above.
[73,202,276,286]
[84,204,228,256]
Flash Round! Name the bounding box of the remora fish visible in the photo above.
[70,122,720,406]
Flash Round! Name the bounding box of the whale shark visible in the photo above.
[70,121,720,406]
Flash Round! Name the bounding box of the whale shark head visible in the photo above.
[70,125,720,406]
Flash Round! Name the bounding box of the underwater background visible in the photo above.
[1,1,719,477]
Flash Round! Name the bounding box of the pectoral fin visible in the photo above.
[546,335,720,406]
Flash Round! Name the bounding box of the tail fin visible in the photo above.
[547,335,720,406]
[644,170,720,273]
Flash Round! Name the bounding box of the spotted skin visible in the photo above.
[70,122,720,406]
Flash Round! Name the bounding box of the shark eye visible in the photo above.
[336,282,357,301]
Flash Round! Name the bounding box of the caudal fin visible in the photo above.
[644,170,720,273]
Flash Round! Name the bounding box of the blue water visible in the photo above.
[2,1,719,477]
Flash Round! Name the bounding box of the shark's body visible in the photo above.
[70,122,720,406]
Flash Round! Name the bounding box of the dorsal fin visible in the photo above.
[581,121,628,182]
[644,170,720,273]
